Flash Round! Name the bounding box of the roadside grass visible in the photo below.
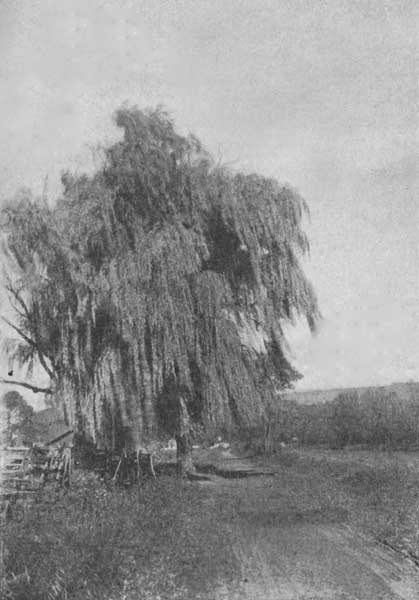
[262,447,419,560]
[1,472,239,600]
[320,451,419,558]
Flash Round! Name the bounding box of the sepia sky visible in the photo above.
[0,0,418,405]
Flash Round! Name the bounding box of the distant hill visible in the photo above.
[283,382,419,405]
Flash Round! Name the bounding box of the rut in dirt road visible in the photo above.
[196,450,419,600]
[213,483,419,599]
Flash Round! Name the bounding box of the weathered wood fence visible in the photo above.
[0,443,72,522]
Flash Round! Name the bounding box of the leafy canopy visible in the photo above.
[0,390,34,445]
[1,106,319,449]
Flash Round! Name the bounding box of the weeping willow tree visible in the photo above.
[1,107,319,471]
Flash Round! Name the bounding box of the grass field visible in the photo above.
[265,448,419,560]
[2,448,419,599]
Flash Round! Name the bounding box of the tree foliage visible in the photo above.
[0,390,34,446]
[268,386,419,450]
[1,107,319,450]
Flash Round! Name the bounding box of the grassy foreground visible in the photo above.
[1,473,239,600]
[2,449,419,599]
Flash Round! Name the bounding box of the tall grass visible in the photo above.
[1,472,238,600]
[316,452,419,557]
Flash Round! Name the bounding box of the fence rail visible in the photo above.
[0,444,72,522]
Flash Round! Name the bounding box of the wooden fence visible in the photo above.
[0,444,72,521]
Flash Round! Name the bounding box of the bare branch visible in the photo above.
[0,378,53,394]
[2,316,35,347]
[5,284,30,318]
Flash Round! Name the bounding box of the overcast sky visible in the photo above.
[0,0,418,407]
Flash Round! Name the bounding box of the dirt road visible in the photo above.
[196,451,419,599]
[216,515,419,599]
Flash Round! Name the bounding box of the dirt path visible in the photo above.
[215,520,419,599]
[196,451,419,599]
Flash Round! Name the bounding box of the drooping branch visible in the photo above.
[5,284,58,364]
[1,316,56,382]
[2,316,34,347]
[5,283,30,318]
[0,378,53,394]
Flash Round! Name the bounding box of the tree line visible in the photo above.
[270,388,419,450]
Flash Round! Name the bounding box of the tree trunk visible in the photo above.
[175,396,195,477]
